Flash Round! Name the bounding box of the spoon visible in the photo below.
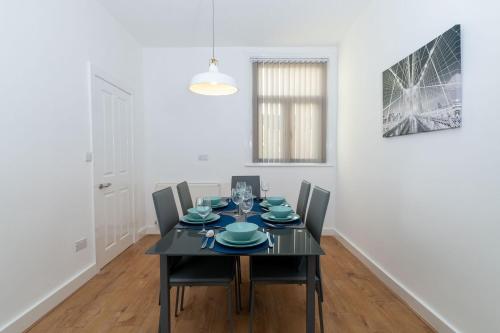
[206,230,216,249]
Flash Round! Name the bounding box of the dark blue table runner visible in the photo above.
[176,199,303,254]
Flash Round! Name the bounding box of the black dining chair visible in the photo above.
[176,181,193,216]
[248,186,330,333]
[152,187,240,331]
[231,175,261,198]
[296,180,311,219]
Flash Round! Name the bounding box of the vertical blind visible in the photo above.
[252,59,327,163]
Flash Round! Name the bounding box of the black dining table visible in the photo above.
[146,199,324,333]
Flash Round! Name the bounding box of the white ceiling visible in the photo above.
[97,0,370,47]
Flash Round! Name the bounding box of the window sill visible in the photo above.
[245,163,335,168]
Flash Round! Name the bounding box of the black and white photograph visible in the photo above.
[383,25,462,137]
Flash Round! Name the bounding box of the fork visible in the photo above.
[266,232,274,248]
[200,237,209,249]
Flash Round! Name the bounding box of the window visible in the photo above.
[252,59,327,163]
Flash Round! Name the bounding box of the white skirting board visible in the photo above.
[0,264,98,333]
[323,228,458,333]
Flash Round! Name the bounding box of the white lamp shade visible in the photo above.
[189,62,238,96]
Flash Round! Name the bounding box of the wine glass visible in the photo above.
[261,181,270,199]
[240,192,254,221]
[231,188,242,216]
[195,197,211,235]
[245,185,253,198]
[236,181,246,194]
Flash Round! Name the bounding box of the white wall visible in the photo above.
[143,47,337,231]
[0,1,143,331]
[337,1,500,332]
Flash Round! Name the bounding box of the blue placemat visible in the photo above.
[246,214,302,228]
[178,214,236,229]
[210,233,274,254]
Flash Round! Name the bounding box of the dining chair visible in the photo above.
[152,187,240,331]
[248,186,331,333]
[176,181,193,216]
[230,175,261,198]
[296,180,311,219]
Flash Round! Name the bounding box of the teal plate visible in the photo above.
[180,213,220,224]
[261,212,300,223]
[215,231,267,248]
[220,231,262,245]
[259,201,290,208]
[212,201,229,209]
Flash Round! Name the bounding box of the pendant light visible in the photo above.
[189,0,238,96]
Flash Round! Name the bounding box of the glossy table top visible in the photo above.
[146,227,324,256]
[147,198,324,256]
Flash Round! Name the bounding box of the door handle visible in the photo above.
[98,183,112,189]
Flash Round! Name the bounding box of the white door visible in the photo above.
[92,74,134,269]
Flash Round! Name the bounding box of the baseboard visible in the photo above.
[325,228,458,333]
[0,264,98,333]
[143,224,159,235]
[137,224,153,237]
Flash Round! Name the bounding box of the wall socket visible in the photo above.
[75,238,87,252]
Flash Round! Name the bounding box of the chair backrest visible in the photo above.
[152,187,179,237]
[296,180,311,219]
[231,175,261,198]
[305,186,330,244]
[176,181,193,216]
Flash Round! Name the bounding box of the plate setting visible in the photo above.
[215,231,267,248]
[260,212,300,223]
[180,213,220,224]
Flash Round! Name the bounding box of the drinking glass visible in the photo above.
[261,181,270,199]
[231,188,242,216]
[240,192,254,221]
[195,197,212,235]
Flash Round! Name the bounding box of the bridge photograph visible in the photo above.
[382,25,462,137]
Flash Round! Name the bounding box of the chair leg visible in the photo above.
[234,278,240,314]
[236,257,242,285]
[237,278,242,312]
[249,282,255,333]
[174,286,180,317]
[317,291,324,333]
[180,286,185,311]
[227,286,234,333]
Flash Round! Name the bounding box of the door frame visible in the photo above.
[88,63,137,270]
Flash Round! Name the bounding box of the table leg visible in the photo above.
[306,255,316,333]
[159,255,170,333]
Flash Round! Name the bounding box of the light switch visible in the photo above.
[198,154,209,161]
[85,152,93,162]
[75,238,87,252]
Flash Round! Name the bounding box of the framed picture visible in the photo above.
[382,25,462,137]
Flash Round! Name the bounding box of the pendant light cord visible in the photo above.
[212,0,215,60]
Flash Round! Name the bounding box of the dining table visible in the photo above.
[146,198,325,333]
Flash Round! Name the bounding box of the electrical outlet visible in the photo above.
[75,238,87,252]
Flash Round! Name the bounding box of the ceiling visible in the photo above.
[97,0,370,47]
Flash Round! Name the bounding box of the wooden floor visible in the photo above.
[27,235,434,333]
